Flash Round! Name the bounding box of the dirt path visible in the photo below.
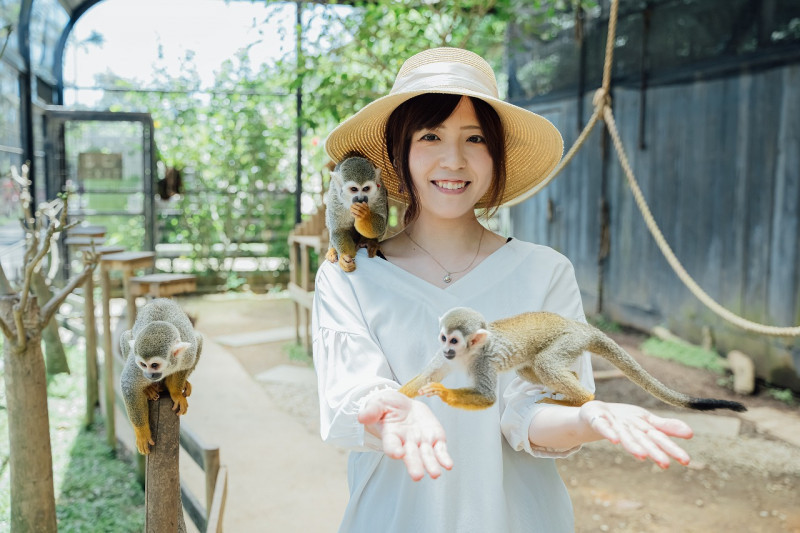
[182,294,800,533]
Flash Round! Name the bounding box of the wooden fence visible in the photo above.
[509,61,800,389]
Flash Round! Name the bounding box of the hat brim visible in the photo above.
[325,88,564,208]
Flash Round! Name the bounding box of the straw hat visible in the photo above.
[324,47,564,207]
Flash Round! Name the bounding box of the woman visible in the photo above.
[313,47,693,532]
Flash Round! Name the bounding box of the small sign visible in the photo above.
[78,152,123,180]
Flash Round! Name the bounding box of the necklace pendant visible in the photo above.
[443,274,452,283]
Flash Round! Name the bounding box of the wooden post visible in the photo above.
[100,264,115,449]
[145,395,186,533]
[289,239,300,345]
[84,270,98,427]
[300,243,311,350]
[203,448,221,518]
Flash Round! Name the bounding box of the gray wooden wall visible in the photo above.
[510,63,800,390]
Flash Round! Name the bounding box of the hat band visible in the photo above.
[390,61,499,99]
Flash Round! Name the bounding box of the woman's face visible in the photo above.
[408,96,494,220]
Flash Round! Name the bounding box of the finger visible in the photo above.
[629,426,672,468]
[402,441,426,482]
[433,441,454,470]
[591,416,620,444]
[646,428,692,466]
[613,420,648,460]
[382,433,405,459]
[647,413,694,439]
[418,442,442,479]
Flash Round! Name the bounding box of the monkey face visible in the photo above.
[136,356,167,381]
[440,329,469,360]
[342,179,380,205]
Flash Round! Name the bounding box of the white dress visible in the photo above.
[312,238,595,533]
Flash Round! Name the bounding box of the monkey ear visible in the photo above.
[172,341,191,358]
[373,166,382,184]
[330,170,342,188]
[470,329,489,348]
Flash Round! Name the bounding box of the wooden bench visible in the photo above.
[128,273,197,298]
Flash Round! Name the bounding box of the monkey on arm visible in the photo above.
[400,307,746,413]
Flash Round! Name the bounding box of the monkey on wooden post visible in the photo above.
[400,307,746,413]
[120,298,203,455]
[324,154,388,272]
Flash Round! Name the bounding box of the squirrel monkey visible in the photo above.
[120,298,203,454]
[324,154,388,272]
[400,307,747,412]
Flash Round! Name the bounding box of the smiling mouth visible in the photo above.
[433,180,468,191]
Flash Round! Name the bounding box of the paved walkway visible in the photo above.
[179,335,349,532]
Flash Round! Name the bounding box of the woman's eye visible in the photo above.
[467,135,486,144]
[419,133,439,141]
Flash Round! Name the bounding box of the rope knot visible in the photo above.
[593,87,611,109]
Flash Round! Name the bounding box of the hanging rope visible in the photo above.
[513,0,800,337]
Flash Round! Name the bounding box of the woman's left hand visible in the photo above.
[579,400,694,469]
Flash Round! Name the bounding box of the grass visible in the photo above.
[640,336,728,374]
[0,336,145,532]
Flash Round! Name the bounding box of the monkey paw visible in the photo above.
[350,202,370,219]
[171,395,189,416]
[183,381,192,398]
[419,383,447,398]
[325,247,338,263]
[143,383,161,401]
[338,254,356,272]
[134,425,154,455]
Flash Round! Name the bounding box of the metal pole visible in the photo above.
[295,1,303,225]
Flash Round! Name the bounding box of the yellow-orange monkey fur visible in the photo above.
[400,307,746,412]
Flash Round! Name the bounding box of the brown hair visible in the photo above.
[385,93,506,225]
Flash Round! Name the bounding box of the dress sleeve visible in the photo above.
[499,257,596,458]
[312,262,399,452]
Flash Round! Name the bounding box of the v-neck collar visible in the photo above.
[370,238,515,293]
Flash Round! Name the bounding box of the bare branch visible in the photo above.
[19,196,65,315]
[0,314,12,340]
[40,256,98,326]
[0,262,13,295]
[13,301,25,348]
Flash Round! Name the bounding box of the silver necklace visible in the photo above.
[405,227,485,284]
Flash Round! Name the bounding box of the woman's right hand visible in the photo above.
[358,389,453,481]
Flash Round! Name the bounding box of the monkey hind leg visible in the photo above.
[325,247,338,263]
[133,424,154,455]
[535,367,595,407]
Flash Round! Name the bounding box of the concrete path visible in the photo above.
[180,336,349,532]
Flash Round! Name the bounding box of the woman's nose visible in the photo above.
[439,142,466,169]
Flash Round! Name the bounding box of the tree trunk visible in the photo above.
[1,295,58,533]
[30,272,70,375]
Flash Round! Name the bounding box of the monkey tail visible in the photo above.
[585,327,746,412]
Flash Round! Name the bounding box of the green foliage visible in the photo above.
[640,337,727,374]
[588,314,622,333]
[283,342,312,365]
[766,387,797,406]
[69,1,588,277]
[0,337,145,532]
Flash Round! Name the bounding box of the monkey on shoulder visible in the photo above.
[120,298,203,455]
[324,154,388,272]
[400,307,746,413]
